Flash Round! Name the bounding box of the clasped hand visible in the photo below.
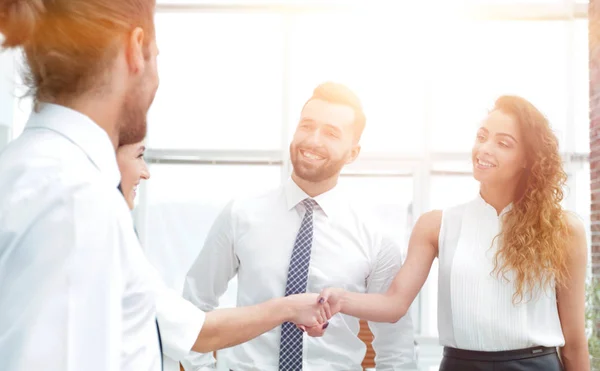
[290,288,345,337]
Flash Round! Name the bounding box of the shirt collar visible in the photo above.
[25,103,121,188]
[475,192,513,217]
[284,177,342,218]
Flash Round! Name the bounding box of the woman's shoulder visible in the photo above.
[413,210,443,245]
[562,211,586,249]
[563,211,585,234]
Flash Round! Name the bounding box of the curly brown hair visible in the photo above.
[490,95,569,303]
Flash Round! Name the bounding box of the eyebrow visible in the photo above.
[497,133,518,143]
[138,145,146,153]
[323,123,342,134]
[299,117,315,124]
[478,128,518,143]
[300,119,343,134]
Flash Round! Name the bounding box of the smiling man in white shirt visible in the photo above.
[182,82,417,371]
[0,2,328,371]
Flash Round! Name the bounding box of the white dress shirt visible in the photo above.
[182,178,417,371]
[437,194,565,351]
[0,104,204,371]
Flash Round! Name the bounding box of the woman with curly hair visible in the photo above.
[317,96,589,370]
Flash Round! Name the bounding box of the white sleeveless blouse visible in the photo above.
[437,194,565,351]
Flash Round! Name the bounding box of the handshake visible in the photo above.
[284,288,345,337]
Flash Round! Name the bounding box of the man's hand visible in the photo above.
[295,288,346,338]
[318,287,346,318]
[296,322,329,337]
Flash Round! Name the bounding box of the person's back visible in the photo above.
[0,0,162,369]
[0,104,162,371]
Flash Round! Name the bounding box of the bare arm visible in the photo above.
[557,214,590,371]
[367,236,417,369]
[192,293,326,353]
[320,210,441,323]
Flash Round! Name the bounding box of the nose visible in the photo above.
[478,139,494,156]
[304,127,326,146]
[141,161,150,180]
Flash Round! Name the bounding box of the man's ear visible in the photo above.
[346,144,361,165]
[125,27,146,75]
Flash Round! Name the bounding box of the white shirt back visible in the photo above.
[437,194,565,351]
[0,104,161,371]
[182,178,417,371]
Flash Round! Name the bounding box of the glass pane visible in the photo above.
[142,164,281,308]
[148,13,284,150]
[288,13,427,154]
[432,159,473,174]
[574,19,590,153]
[465,0,563,2]
[430,20,570,153]
[430,175,480,211]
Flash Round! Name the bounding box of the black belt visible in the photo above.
[443,346,557,362]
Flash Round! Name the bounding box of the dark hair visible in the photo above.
[489,95,569,303]
[303,82,366,141]
[0,0,156,105]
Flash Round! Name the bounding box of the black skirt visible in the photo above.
[439,346,564,371]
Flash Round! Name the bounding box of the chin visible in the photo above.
[294,169,320,182]
[472,168,487,182]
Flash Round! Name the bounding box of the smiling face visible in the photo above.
[472,109,527,188]
[116,140,150,210]
[289,98,360,183]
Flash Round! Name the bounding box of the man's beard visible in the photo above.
[290,143,346,183]
[118,90,149,146]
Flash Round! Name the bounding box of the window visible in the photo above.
[429,20,570,153]
[142,164,281,308]
[1,5,586,369]
[465,0,565,2]
[288,13,427,154]
[574,19,590,153]
[430,174,480,211]
[149,12,285,150]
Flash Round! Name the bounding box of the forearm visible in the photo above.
[560,344,590,371]
[191,297,291,353]
[342,213,437,324]
[340,291,407,323]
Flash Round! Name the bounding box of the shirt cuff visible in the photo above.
[156,293,206,361]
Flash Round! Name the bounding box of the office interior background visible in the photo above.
[0,1,596,370]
